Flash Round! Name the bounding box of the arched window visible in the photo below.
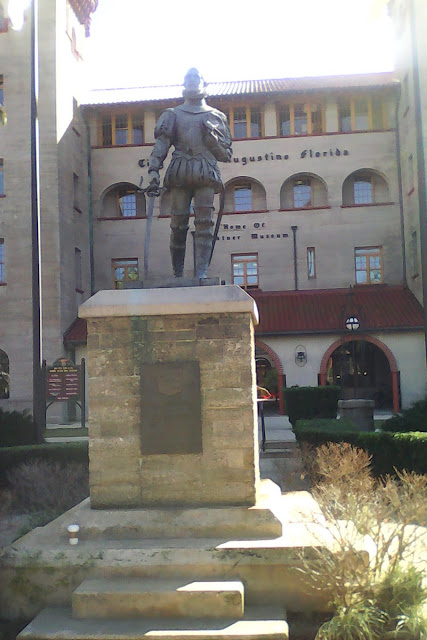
[342,170,390,206]
[280,173,328,209]
[100,183,146,218]
[0,349,9,399]
[224,178,267,213]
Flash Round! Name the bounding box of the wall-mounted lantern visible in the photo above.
[345,315,360,332]
[295,345,307,366]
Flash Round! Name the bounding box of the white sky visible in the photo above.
[84,0,395,90]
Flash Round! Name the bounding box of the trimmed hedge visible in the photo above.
[382,397,427,433]
[294,419,427,476]
[0,441,89,485]
[0,408,37,447]
[284,386,340,426]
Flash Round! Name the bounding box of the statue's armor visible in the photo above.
[149,105,231,190]
[149,102,232,278]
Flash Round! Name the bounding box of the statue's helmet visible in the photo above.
[183,68,207,97]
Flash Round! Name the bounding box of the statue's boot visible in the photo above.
[170,213,189,277]
[194,206,214,279]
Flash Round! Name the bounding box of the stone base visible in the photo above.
[338,399,375,431]
[123,277,221,289]
[79,286,261,509]
[1,488,332,621]
[13,480,283,545]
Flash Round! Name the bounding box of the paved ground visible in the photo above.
[44,415,295,443]
[258,410,394,444]
[45,410,394,444]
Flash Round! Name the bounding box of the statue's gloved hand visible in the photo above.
[146,172,161,197]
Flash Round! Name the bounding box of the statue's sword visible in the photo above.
[144,193,155,279]
[209,185,225,266]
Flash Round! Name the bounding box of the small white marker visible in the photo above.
[67,524,80,545]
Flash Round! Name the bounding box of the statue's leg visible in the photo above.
[170,188,191,277]
[194,186,215,279]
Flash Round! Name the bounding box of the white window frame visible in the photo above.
[232,253,259,289]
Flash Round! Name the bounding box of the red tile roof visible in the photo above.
[63,317,87,345]
[64,285,423,344]
[82,72,397,106]
[250,286,424,335]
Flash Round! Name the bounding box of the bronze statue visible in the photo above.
[146,69,232,279]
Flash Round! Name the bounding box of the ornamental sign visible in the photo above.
[46,358,81,401]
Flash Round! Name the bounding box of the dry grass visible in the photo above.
[6,459,88,514]
[0,459,89,546]
[295,443,427,640]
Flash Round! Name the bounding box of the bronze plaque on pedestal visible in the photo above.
[140,361,202,454]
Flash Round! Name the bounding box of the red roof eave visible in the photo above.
[62,285,423,345]
[250,285,424,335]
[81,71,397,107]
[63,317,87,345]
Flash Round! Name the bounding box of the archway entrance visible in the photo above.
[325,340,394,410]
[255,342,284,414]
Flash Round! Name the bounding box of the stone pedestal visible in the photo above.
[338,398,375,431]
[79,285,260,509]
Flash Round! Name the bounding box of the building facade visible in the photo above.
[0,0,426,420]
[388,0,427,316]
[0,0,96,416]
[78,73,424,413]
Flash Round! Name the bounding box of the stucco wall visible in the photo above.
[0,13,33,408]
[257,330,426,410]
[88,121,403,292]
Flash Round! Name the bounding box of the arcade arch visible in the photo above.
[319,334,400,413]
[255,340,285,414]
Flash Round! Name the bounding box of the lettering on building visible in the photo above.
[217,222,289,241]
[300,148,349,158]
[138,148,350,169]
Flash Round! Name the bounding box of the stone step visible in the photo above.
[260,450,296,459]
[260,442,298,458]
[72,578,244,620]
[263,442,297,450]
[18,606,289,640]
[44,486,283,542]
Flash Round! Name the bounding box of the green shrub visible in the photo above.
[284,386,340,426]
[0,441,88,486]
[294,419,427,475]
[382,396,427,432]
[0,408,37,447]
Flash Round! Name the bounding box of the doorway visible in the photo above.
[326,340,393,409]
